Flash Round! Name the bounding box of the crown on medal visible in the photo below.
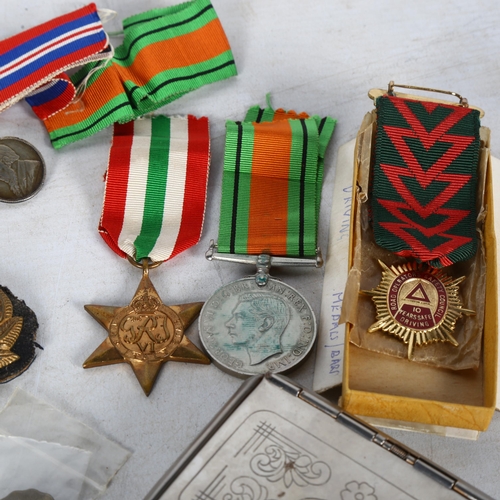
[131,290,160,313]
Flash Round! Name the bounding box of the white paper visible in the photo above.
[0,390,131,500]
[313,139,354,392]
[0,436,91,500]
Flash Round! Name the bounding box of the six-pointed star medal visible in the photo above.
[83,271,210,395]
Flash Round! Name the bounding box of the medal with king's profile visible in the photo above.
[199,274,316,377]
[199,102,336,377]
[0,137,45,203]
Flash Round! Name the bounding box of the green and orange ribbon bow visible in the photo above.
[30,0,237,149]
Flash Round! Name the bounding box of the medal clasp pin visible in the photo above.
[368,81,484,116]
[387,81,469,107]
[255,254,271,286]
[205,240,323,269]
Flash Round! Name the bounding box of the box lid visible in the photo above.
[145,374,493,500]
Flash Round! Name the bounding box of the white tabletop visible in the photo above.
[0,0,499,498]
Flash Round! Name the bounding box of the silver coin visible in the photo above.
[199,276,316,377]
[0,137,45,203]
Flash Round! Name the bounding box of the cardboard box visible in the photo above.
[340,104,497,434]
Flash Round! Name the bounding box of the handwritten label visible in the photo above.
[313,139,355,392]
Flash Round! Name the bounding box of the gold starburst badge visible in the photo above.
[83,266,210,396]
[364,261,474,359]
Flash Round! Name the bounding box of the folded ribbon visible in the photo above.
[0,3,109,114]
[33,0,237,149]
[218,104,336,258]
[99,115,211,263]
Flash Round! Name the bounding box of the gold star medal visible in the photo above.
[84,259,209,395]
[83,115,211,395]
[365,261,474,359]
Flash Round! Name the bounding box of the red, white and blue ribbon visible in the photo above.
[0,3,109,114]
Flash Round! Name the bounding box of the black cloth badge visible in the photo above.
[0,285,40,383]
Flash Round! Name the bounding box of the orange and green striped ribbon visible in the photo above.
[33,0,237,149]
[218,105,336,258]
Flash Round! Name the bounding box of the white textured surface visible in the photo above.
[0,1,499,499]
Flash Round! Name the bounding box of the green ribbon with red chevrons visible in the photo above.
[372,94,481,267]
[217,104,336,258]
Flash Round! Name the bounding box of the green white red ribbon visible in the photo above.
[99,115,210,262]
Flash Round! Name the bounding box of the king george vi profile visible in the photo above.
[225,293,291,365]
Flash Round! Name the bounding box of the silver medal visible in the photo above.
[199,248,319,377]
